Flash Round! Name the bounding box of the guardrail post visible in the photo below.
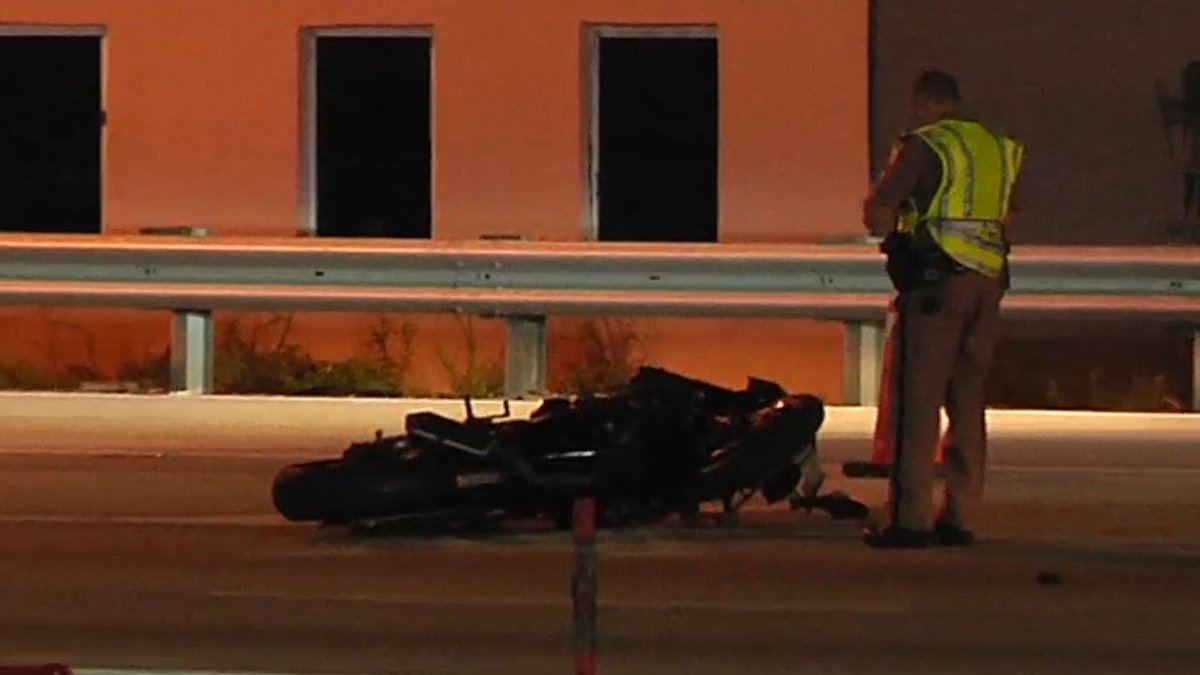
[171,309,214,394]
[480,233,548,399]
[141,227,215,394]
[505,315,547,398]
[843,319,887,406]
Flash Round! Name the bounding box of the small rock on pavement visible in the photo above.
[1036,570,1064,585]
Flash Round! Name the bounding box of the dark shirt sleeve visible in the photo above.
[862,136,937,237]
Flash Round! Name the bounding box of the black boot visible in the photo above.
[933,521,977,547]
[862,522,933,549]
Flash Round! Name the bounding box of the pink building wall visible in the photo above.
[0,1,870,398]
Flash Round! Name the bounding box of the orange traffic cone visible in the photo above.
[844,306,945,478]
[869,312,897,466]
[870,331,946,465]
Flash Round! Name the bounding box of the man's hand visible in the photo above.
[863,201,898,238]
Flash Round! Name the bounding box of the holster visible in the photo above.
[879,231,957,293]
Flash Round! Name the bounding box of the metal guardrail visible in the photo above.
[0,233,1197,406]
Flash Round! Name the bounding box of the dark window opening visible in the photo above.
[315,36,431,238]
[0,35,103,234]
[595,35,719,242]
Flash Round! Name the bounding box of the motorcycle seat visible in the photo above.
[405,412,493,458]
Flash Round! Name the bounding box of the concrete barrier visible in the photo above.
[2,392,1197,467]
[1,391,541,456]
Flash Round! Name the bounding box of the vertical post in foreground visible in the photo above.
[572,496,598,675]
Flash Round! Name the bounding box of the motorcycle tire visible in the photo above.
[271,458,446,524]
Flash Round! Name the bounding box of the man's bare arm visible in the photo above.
[862,137,925,237]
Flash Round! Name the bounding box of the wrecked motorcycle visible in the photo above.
[271,366,867,533]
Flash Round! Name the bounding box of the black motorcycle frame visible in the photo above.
[271,366,866,533]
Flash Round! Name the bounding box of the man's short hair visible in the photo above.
[912,69,961,104]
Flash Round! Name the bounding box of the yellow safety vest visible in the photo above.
[898,118,1025,277]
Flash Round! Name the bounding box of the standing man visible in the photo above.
[860,70,1025,549]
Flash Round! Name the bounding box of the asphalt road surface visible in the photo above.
[2,448,1200,675]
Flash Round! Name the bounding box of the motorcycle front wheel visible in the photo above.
[271,458,447,524]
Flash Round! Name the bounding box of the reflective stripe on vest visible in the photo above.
[911,119,1025,277]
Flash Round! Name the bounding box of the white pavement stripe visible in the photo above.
[0,446,311,460]
[3,391,1198,462]
[0,515,283,526]
[989,465,1200,476]
[208,589,906,614]
[75,671,365,675]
